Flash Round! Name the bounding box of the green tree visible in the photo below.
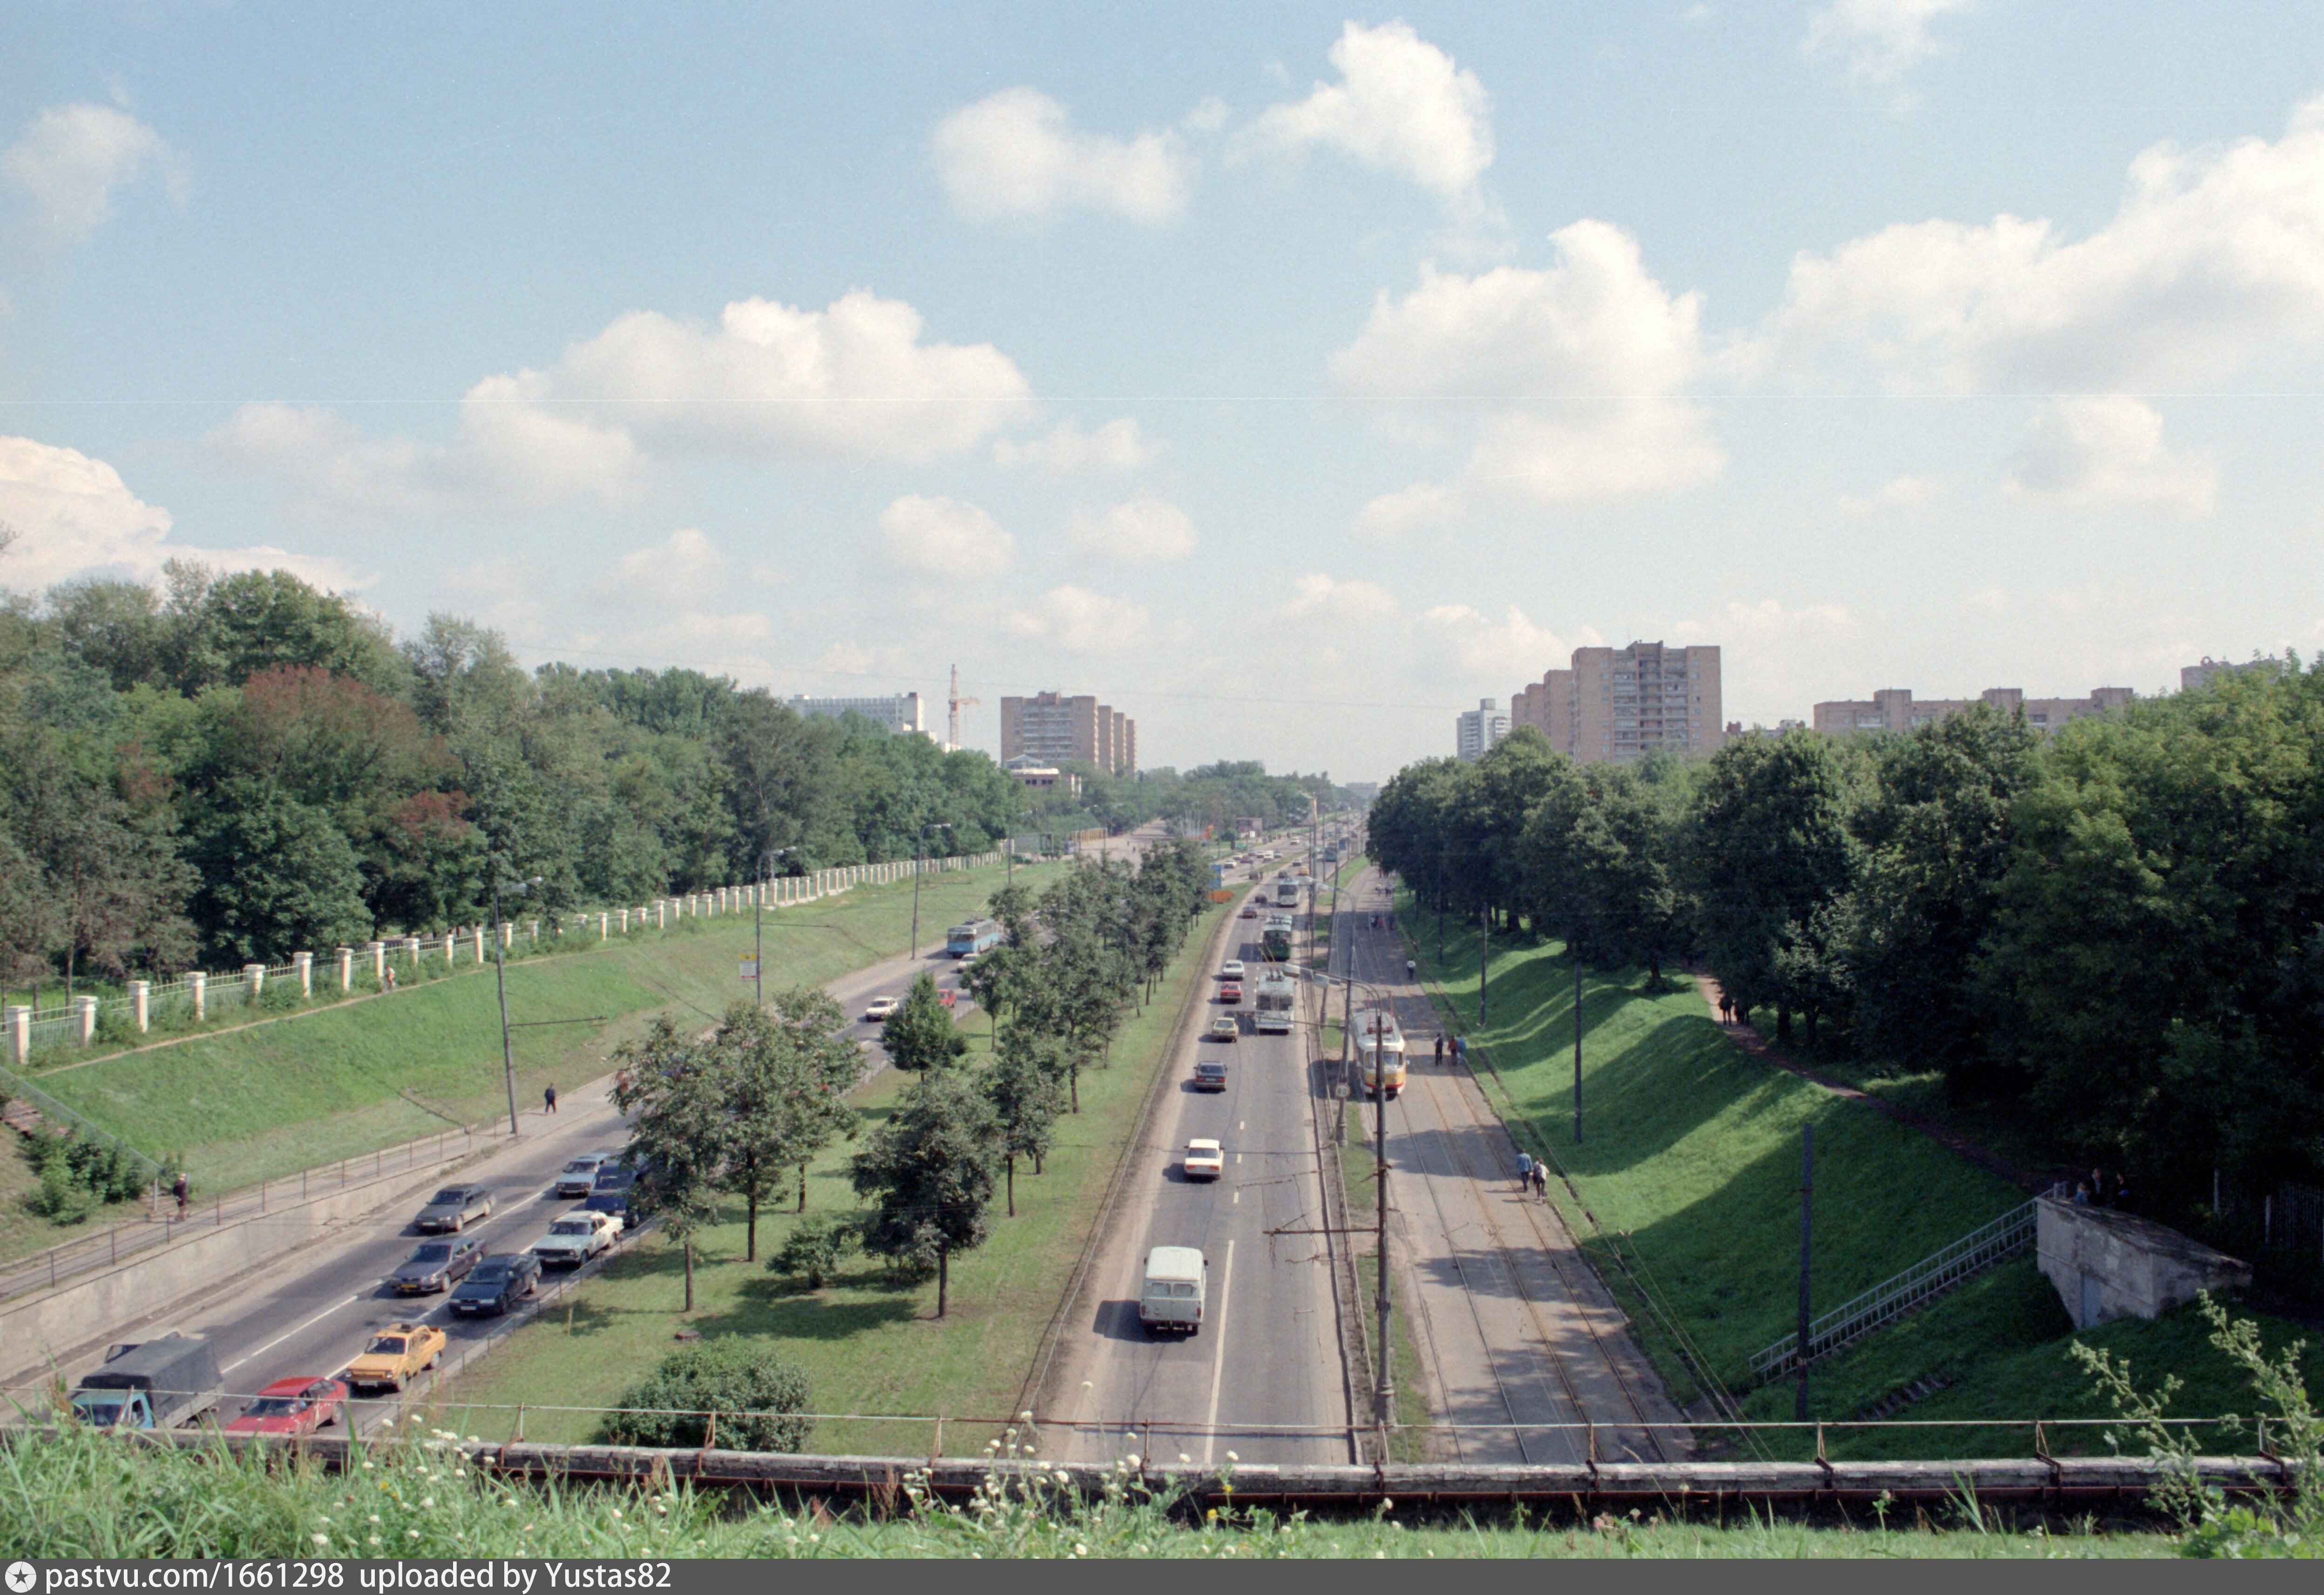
[880,971,968,1071]
[601,1340,812,1452]
[610,1016,732,1311]
[715,988,860,1257]
[186,781,373,965]
[986,1025,1068,1216]
[850,1069,1000,1317]
[768,1214,858,1291]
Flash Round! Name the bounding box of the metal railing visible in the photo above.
[1749,1188,2062,1381]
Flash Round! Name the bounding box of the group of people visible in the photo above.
[1514,1151,1548,1201]
[1430,1033,1468,1068]
[2071,1168,2129,1208]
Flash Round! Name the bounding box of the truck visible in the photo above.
[1139,1245,1208,1335]
[68,1334,224,1430]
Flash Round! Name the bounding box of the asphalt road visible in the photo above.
[1043,847,1358,1468]
[47,932,987,1436]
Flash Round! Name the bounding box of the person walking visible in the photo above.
[543,1082,558,1115]
[1433,1034,1445,1067]
[1531,1162,1549,1202]
[1405,957,1416,980]
[382,966,397,993]
[171,1171,188,1216]
[1517,1150,1533,1191]
[1454,1034,1467,1068]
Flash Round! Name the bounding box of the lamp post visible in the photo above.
[490,871,542,1137]
[753,847,798,1010]
[1296,961,1396,1424]
[909,822,951,961]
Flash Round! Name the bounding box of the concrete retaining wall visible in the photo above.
[0,1148,474,1386]
[2037,1196,2252,1330]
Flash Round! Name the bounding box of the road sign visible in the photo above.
[738,958,759,981]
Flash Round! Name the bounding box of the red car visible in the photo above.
[1219,981,1243,1003]
[225,1376,347,1436]
[938,988,958,1008]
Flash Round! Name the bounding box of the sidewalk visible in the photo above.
[1690,973,2050,1195]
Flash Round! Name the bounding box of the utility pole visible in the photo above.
[1796,1123,1814,1422]
[1372,1012,1393,1426]
[1478,905,1490,1025]
[490,872,539,1137]
[910,822,950,961]
[1573,953,1584,1144]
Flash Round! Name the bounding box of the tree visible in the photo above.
[769,1215,858,1291]
[186,781,373,965]
[880,971,968,1071]
[602,1340,812,1452]
[716,988,860,1257]
[850,1070,1000,1317]
[986,1025,1068,1216]
[610,1016,732,1311]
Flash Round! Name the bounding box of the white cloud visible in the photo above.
[1837,473,1945,518]
[1803,0,1974,88]
[1268,572,1399,626]
[1003,585,1154,652]
[877,494,1015,581]
[993,417,1162,473]
[1718,597,1857,646]
[1334,221,1723,506]
[596,527,731,607]
[1064,496,1197,563]
[1763,96,2324,393]
[0,433,363,594]
[1352,481,1465,542]
[933,88,1192,226]
[2,101,189,257]
[1246,21,1493,200]
[211,288,1028,520]
[2002,396,2217,515]
[1416,604,1566,678]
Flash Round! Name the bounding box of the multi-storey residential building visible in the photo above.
[1511,642,1723,764]
[2182,656,2284,691]
[786,692,923,734]
[1455,698,1509,761]
[999,691,1137,775]
[1811,686,2133,737]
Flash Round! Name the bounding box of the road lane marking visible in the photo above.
[1200,1238,1235,1467]
[1232,1190,1239,1204]
[224,1290,371,1374]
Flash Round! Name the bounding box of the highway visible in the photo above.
[1041,838,1360,1467]
[35,933,985,1437]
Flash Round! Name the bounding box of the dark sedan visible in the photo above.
[449,1251,543,1317]
[390,1235,484,1295]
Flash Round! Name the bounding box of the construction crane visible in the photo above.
[947,664,979,752]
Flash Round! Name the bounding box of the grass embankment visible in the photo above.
[2,864,1064,1259]
[1398,888,2324,1461]
[0,1425,2175,1558]
[437,900,1233,1457]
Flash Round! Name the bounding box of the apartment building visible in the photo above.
[1812,686,2133,737]
[1511,642,1723,764]
[999,691,1137,776]
[1455,698,1509,761]
[786,692,923,735]
[2182,656,2284,691]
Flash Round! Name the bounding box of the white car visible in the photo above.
[1220,960,1246,980]
[863,996,900,1021]
[530,1211,618,1268]
[1183,1139,1224,1181]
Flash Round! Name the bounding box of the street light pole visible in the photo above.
[1372,1011,1394,1426]
[490,872,540,1138]
[909,823,950,962]
[754,847,797,1011]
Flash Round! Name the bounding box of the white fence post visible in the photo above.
[368,940,386,982]
[337,947,353,991]
[129,980,150,1033]
[4,1004,27,1065]
[74,994,99,1044]
[244,963,265,1005]
[189,971,207,1021]
[472,926,486,962]
[295,951,314,996]
[598,913,610,941]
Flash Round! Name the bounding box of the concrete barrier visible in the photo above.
[0,1146,478,1387]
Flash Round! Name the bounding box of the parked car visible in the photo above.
[390,1234,485,1294]
[1208,1017,1239,1042]
[553,1153,614,1198]
[1193,1060,1229,1092]
[413,1185,494,1233]
[531,1210,619,1267]
[1183,1139,1224,1181]
[863,996,900,1021]
[225,1376,346,1436]
[345,1324,445,1393]
[449,1251,543,1316]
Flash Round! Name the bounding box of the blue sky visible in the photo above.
[5,3,2323,781]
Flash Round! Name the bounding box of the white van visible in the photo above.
[1139,1245,1208,1335]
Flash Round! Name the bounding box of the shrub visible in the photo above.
[599,1341,812,1453]
[770,1216,858,1291]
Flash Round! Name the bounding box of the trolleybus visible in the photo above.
[945,918,1002,957]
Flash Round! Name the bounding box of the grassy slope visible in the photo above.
[1401,888,2324,1460]
[5,865,1065,1241]
[437,899,1232,1457]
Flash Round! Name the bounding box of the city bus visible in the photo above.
[1253,970,1296,1034]
[945,918,1002,957]
[1261,913,1295,962]
[1354,1009,1406,1098]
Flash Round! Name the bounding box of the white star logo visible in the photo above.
[6,1561,37,1594]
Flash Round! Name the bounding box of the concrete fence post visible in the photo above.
[130,980,150,1033]
[5,1004,28,1065]
[367,941,386,982]
[405,936,421,969]
[472,926,486,961]
[501,921,513,950]
[189,971,207,1021]
[529,920,539,944]
[441,931,456,966]
[598,913,610,941]
[244,963,266,1004]
[73,994,99,1045]
[617,908,630,934]
[295,951,314,996]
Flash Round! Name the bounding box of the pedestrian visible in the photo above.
[544,1082,558,1115]
[1433,1034,1445,1066]
[2072,1181,2091,1205]
[382,966,397,993]
[1517,1150,1533,1191]
[1532,1162,1549,1202]
[1454,1034,1467,1067]
[1406,957,1416,980]
[1717,993,1731,1023]
[171,1171,188,1216]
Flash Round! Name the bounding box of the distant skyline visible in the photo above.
[5,4,2321,781]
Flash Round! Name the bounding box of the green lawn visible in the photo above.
[434,900,1233,1457]
[10,864,1066,1227]
[1399,889,2324,1461]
